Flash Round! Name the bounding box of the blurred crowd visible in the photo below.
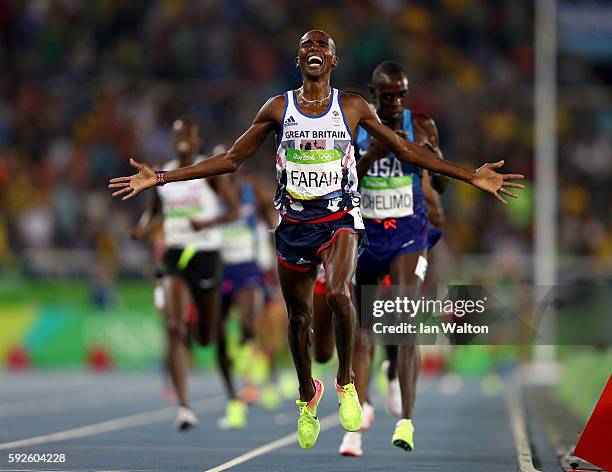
[0,0,609,281]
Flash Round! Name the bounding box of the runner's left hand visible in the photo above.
[471,160,525,204]
[108,158,156,200]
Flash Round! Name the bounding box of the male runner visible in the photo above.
[110,30,524,449]
[344,61,449,455]
[131,118,241,430]
[211,167,277,416]
[379,168,445,413]
[314,172,444,441]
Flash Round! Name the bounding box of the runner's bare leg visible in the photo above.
[320,231,359,386]
[278,263,318,401]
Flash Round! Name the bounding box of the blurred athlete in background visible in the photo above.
[203,155,278,427]
[131,118,240,431]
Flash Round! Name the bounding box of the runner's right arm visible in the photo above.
[422,170,445,228]
[191,174,241,230]
[251,176,279,229]
[109,96,284,200]
[131,189,162,240]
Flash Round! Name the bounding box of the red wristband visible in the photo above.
[155,170,167,186]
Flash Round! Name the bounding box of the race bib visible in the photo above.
[221,225,256,264]
[285,149,343,200]
[360,175,413,219]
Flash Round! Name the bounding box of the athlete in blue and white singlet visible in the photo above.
[347,62,449,456]
[355,107,431,274]
[274,87,364,271]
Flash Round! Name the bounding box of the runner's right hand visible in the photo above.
[109,158,157,201]
[365,136,390,162]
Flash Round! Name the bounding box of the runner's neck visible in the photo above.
[300,78,332,103]
[379,112,403,131]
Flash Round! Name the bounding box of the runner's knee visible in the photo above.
[325,286,352,314]
[398,344,420,358]
[166,318,187,340]
[197,321,215,346]
[287,306,312,329]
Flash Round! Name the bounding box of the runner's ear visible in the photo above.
[295,56,300,68]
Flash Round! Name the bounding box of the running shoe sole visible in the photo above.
[392,438,413,451]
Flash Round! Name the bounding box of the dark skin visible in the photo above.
[218,174,277,338]
[314,75,447,365]
[313,76,446,415]
[355,72,444,419]
[111,30,524,402]
[312,177,441,368]
[423,169,444,227]
[357,73,448,191]
[131,118,240,406]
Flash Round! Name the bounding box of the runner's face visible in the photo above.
[297,31,337,78]
[172,120,199,156]
[372,75,409,122]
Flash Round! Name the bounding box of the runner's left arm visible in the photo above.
[354,95,524,204]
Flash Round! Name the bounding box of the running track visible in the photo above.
[0,372,563,471]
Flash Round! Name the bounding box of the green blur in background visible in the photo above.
[1,279,609,421]
[0,279,213,369]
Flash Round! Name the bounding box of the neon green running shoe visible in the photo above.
[296,379,324,449]
[234,343,255,377]
[224,399,247,429]
[335,381,362,432]
[391,419,414,451]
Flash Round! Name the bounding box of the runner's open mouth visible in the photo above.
[307,56,324,66]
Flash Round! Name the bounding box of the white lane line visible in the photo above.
[0,380,222,419]
[204,413,338,472]
[505,385,540,472]
[0,375,155,399]
[0,376,94,395]
[0,395,225,450]
[0,382,158,418]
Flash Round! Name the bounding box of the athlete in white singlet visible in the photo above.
[131,118,241,431]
